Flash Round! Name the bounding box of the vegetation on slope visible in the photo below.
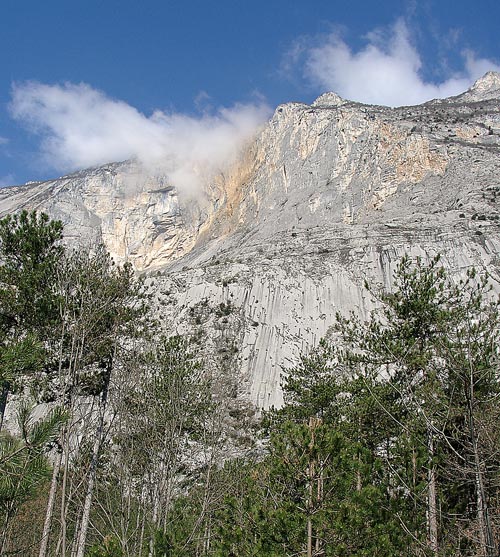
[0,212,499,557]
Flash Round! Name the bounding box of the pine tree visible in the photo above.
[0,402,67,553]
[334,256,500,556]
[0,210,63,430]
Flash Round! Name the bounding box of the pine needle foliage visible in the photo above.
[0,403,67,550]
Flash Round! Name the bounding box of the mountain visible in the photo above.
[2,73,500,408]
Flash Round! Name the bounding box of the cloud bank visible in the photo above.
[10,82,271,192]
[301,20,500,107]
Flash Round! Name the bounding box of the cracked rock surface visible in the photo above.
[2,73,500,408]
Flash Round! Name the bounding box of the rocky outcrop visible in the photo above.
[2,73,500,408]
[0,162,212,269]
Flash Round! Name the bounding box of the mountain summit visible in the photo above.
[1,73,499,406]
[462,70,500,101]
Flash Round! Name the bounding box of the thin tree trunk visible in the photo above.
[427,427,439,557]
[70,512,82,557]
[58,425,71,557]
[40,315,70,557]
[307,416,319,557]
[356,417,362,493]
[203,519,211,556]
[148,486,160,557]
[316,461,324,556]
[38,449,62,557]
[74,358,112,557]
[58,387,77,557]
[74,425,101,557]
[121,486,132,557]
[51,323,77,557]
[0,508,13,555]
[0,382,9,434]
[307,467,313,557]
[467,393,495,557]
[139,497,147,557]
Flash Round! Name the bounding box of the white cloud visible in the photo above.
[10,82,271,192]
[302,20,500,107]
[0,136,8,145]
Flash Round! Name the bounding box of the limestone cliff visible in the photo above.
[2,73,500,408]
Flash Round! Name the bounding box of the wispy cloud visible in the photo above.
[0,136,8,145]
[290,20,500,107]
[10,82,271,192]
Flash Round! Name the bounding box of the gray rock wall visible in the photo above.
[2,73,500,407]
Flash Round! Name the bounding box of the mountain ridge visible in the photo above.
[2,73,500,407]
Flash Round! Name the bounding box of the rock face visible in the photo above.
[0,163,212,269]
[2,73,500,408]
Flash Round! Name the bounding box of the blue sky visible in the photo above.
[1,0,499,187]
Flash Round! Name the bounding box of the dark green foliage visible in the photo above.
[0,211,65,428]
[215,301,233,317]
[153,256,500,557]
[88,535,124,557]
[0,210,63,336]
[90,334,217,557]
[150,335,209,427]
[1,211,499,557]
[0,403,67,551]
[0,334,45,388]
[158,421,406,557]
[332,256,500,555]
[56,244,147,397]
